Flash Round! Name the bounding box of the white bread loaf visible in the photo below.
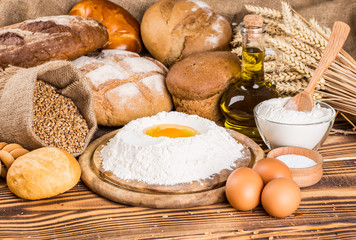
[73,50,173,126]
[6,147,81,200]
[141,0,232,66]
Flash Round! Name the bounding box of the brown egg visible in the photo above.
[225,167,264,211]
[253,158,293,185]
[261,178,301,218]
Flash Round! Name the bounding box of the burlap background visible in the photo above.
[0,0,355,59]
[0,61,97,157]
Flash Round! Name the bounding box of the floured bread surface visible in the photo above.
[141,0,232,66]
[6,147,81,200]
[73,49,173,126]
[100,111,248,189]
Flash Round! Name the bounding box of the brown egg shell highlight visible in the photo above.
[225,167,263,211]
[261,177,301,218]
[252,158,293,185]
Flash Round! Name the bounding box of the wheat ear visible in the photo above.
[231,30,242,47]
[285,37,322,61]
[245,5,282,19]
[231,47,242,57]
[265,54,277,62]
[269,71,305,82]
[265,35,318,65]
[310,18,331,38]
[275,80,308,95]
[281,1,295,27]
[279,23,327,50]
[281,53,313,76]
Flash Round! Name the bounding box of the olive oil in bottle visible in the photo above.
[220,15,279,138]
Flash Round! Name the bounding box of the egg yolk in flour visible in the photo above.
[144,124,200,138]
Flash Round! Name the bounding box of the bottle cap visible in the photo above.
[243,15,263,27]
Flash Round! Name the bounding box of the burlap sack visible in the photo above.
[0,60,97,157]
[0,0,355,59]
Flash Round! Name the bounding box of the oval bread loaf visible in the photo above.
[69,0,142,53]
[73,49,173,126]
[0,15,108,69]
[6,147,81,200]
[141,0,232,66]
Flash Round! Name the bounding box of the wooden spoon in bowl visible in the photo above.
[284,21,350,111]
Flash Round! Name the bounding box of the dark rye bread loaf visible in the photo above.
[166,51,241,121]
[0,15,108,69]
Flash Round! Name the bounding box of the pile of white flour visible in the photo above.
[255,97,335,149]
[256,97,333,124]
[100,111,244,185]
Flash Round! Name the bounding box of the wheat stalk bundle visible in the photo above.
[232,2,356,121]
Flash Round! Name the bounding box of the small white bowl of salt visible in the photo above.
[267,146,323,188]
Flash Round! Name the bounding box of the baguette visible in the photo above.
[0,15,108,69]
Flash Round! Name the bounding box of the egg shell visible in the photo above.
[253,158,293,185]
[261,177,301,218]
[225,167,263,211]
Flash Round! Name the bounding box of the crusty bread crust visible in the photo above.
[6,147,81,200]
[141,0,232,66]
[0,15,108,69]
[69,0,142,53]
[166,51,241,121]
[73,50,173,126]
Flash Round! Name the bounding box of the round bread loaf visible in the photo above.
[73,49,173,126]
[166,51,241,121]
[6,147,81,200]
[141,0,232,66]
[69,0,142,53]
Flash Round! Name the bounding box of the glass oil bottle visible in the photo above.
[220,15,279,138]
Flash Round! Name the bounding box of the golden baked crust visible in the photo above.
[69,0,142,53]
[6,147,81,200]
[73,50,173,126]
[166,51,241,121]
[0,15,108,69]
[141,0,232,66]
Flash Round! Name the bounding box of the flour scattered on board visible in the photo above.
[100,111,244,185]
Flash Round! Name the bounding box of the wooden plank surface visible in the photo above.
[0,132,355,239]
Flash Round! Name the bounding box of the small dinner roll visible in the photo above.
[6,147,81,200]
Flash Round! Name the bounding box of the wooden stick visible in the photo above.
[339,112,356,131]
[292,8,356,69]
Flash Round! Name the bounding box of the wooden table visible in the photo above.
[1,124,356,239]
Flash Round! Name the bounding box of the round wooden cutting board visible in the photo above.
[79,129,264,208]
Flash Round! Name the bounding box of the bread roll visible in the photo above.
[0,15,108,69]
[141,0,232,66]
[166,51,241,121]
[69,0,142,53]
[6,147,81,200]
[72,49,173,126]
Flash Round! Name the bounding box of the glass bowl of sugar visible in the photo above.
[254,97,336,150]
